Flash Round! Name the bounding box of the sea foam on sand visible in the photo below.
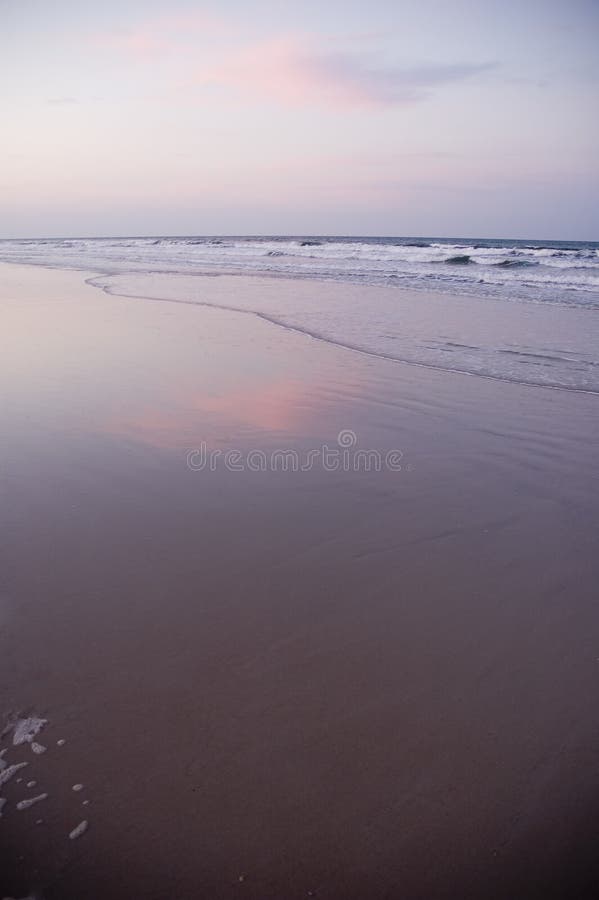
[12,717,47,746]
[69,819,89,840]
[17,793,48,811]
[0,761,28,787]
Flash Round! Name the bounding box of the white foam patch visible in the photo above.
[17,793,47,811]
[0,797,6,817]
[0,749,6,771]
[26,781,36,788]
[69,819,88,840]
[72,783,83,792]
[57,739,66,746]
[30,742,46,755]
[0,762,28,787]
[12,717,47,746]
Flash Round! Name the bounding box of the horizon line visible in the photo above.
[0,232,597,244]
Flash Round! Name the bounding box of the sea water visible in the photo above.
[1,235,598,392]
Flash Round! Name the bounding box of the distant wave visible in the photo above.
[445,255,472,265]
[523,245,583,253]
[1,234,598,312]
[493,259,539,268]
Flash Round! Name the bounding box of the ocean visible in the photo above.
[1,234,598,393]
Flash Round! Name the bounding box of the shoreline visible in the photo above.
[85,269,599,397]
[12,257,592,396]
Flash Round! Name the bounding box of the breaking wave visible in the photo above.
[0,234,598,310]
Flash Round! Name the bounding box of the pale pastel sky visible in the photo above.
[1,0,598,239]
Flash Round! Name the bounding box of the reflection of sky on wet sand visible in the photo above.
[103,377,315,450]
[0,265,335,456]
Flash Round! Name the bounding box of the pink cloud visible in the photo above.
[197,37,496,109]
[94,16,495,109]
[199,37,374,107]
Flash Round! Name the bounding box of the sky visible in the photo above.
[1,0,598,239]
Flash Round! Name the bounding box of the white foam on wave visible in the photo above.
[72,783,83,792]
[0,797,6,817]
[30,742,46,755]
[1,236,598,309]
[16,792,47,811]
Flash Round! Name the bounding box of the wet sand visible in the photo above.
[1,262,599,899]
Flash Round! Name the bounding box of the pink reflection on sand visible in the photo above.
[103,378,314,449]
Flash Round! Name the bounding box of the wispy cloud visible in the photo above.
[198,38,497,108]
[46,97,78,105]
[93,11,228,58]
[94,14,496,110]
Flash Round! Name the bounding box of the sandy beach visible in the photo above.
[1,262,599,899]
